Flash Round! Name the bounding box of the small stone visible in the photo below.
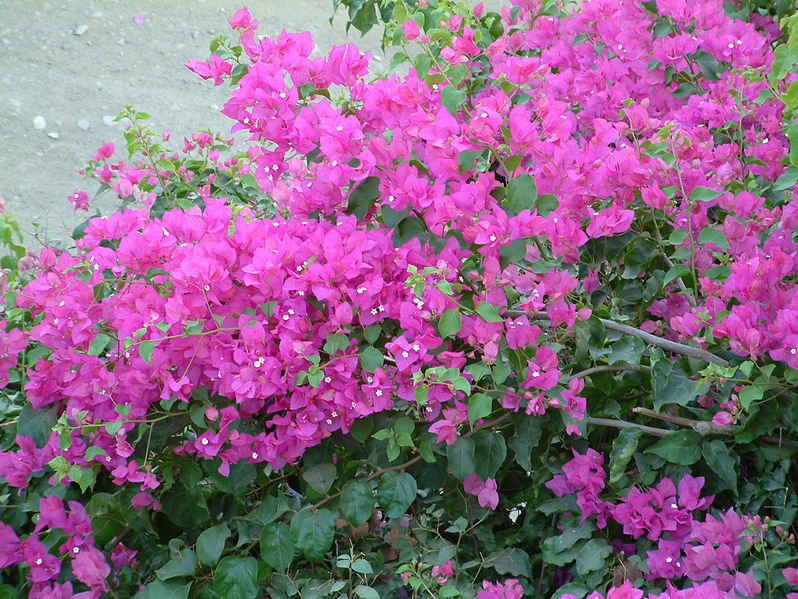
[73,23,88,36]
[192,30,199,39]
[8,98,20,107]
[102,115,116,126]
[33,115,46,129]
[77,119,90,131]
[92,10,102,18]
[47,131,60,139]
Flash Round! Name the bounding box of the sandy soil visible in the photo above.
[0,0,391,246]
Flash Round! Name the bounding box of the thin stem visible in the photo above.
[565,364,650,382]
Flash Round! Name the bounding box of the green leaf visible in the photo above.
[697,227,729,252]
[646,430,702,465]
[302,463,336,495]
[346,176,381,221]
[690,186,721,203]
[441,85,467,116]
[536,193,559,216]
[573,538,612,575]
[738,385,763,409]
[213,556,258,599]
[356,586,380,599]
[607,336,646,366]
[140,580,192,599]
[139,339,156,363]
[88,333,111,356]
[608,428,642,484]
[475,301,503,323]
[438,309,462,337]
[351,558,373,574]
[468,393,492,426]
[662,264,690,288]
[359,346,383,373]
[505,173,538,212]
[446,437,476,481]
[508,416,541,471]
[652,361,698,412]
[702,440,737,494]
[17,404,58,446]
[473,431,507,481]
[196,523,230,566]
[156,552,198,580]
[393,216,428,247]
[484,547,532,578]
[340,480,375,527]
[458,150,482,173]
[377,471,417,519]
[291,509,335,561]
[541,524,594,566]
[260,522,294,572]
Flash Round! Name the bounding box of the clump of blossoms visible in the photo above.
[0,0,797,597]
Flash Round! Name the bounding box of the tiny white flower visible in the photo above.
[36,559,43,566]
[279,92,286,98]
[412,344,420,351]
[282,315,289,321]
[201,438,209,445]
[204,285,210,291]
[666,557,673,563]
[489,234,496,242]
[326,419,332,425]
[325,376,332,383]
[59,300,65,306]
[532,371,540,378]
[671,503,677,509]
[402,351,409,358]
[336,125,344,131]
[53,318,59,325]
[371,308,378,315]
[378,305,385,312]
[72,547,80,554]
[161,227,170,236]
[376,389,383,396]
[331,411,338,417]
[252,452,258,459]
[288,308,295,314]
[791,348,796,355]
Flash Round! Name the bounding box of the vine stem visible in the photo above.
[311,414,511,512]
[507,309,728,366]
[564,363,650,382]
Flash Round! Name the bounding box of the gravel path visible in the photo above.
[0,1,389,246]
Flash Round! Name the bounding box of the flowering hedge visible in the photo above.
[1,0,798,597]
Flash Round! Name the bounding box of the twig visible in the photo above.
[585,417,671,437]
[507,309,728,366]
[632,407,732,436]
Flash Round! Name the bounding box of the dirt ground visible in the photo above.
[0,1,394,247]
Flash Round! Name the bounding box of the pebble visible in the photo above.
[9,98,20,107]
[92,11,102,18]
[33,115,46,129]
[73,24,89,36]
[47,131,60,139]
[102,115,116,126]
[77,119,90,131]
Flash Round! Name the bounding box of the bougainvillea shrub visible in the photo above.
[1,0,798,597]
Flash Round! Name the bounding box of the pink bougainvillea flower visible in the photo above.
[92,142,114,161]
[133,13,145,25]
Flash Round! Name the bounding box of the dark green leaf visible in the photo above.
[607,336,646,366]
[260,522,294,572]
[197,523,230,567]
[291,509,335,561]
[541,524,594,566]
[213,557,258,599]
[446,437,476,481]
[608,428,642,484]
[356,586,380,599]
[156,551,197,580]
[88,333,111,356]
[702,440,737,494]
[302,463,337,495]
[646,430,702,465]
[340,480,375,526]
[505,173,538,212]
[377,471,417,518]
[573,539,612,575]
[139,580,192,599]
[484,547,532,578]
[473,431,506,481]
[508,416,541,471]
[346,176,380,221]
[697,227,729,252]
[652,361,698,412]
[17,404,58,446]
